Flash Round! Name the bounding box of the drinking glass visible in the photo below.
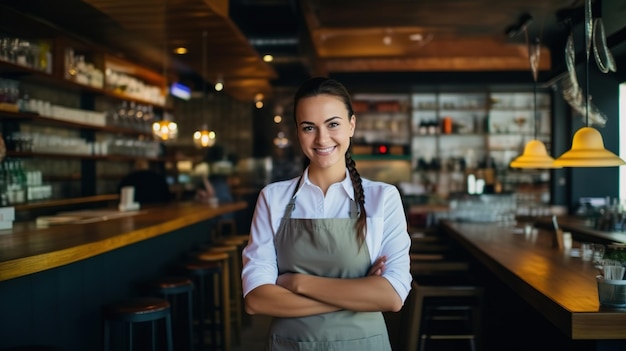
[581,242,594,261]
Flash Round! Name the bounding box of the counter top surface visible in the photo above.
[534,215,626,245]
[0,201,247,282]
[441,220,626,340]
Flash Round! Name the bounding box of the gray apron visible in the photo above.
[268,179,391,351]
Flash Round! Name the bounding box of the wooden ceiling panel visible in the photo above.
[301,0,574,75]
[83,0,276,101]
[308,0,573,33]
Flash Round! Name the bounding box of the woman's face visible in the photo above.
[295,94,355,173]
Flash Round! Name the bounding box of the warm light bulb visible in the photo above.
[152,120,178,141]
[274,115,282,123]
[215,82,223,91]
[263,54,273,62]
[256,100,264,109]
[193,129,216,148]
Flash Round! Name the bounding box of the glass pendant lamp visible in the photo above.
[153,2,178,142]
[554,0,625,167]
[510,32,560,169]
[153,112,178,141]
[193,30,217,148]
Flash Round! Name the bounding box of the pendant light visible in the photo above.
[193,30,216,148]
[553,0,625,167]
[153,0,178,141]
[153,112,178,141]
[509,26,560,169]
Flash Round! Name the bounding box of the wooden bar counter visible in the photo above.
[0,201,247,350]
[440,220,626,347]
[0,201,247,282]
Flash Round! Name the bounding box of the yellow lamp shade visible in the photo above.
[553,127,626,167]
[510,139,561,169]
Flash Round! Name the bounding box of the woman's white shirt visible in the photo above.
[242,168,412,304]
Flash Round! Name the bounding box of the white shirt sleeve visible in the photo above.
[368,184,412,304]
[241,185,281,297]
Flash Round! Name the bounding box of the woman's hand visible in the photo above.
[368,256,387,276]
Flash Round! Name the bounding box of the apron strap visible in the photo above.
[283,175,360,219]
[349,199,360,219]
[282,176,302,219]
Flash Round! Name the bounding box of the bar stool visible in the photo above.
[182,252,230,351]
[202,245,243,346]
[196,251,231,351]
[216,218,237,238]
[405,280,483,351]
[214,235,250,327]
[143,276,194,351]
[103,297,174,351]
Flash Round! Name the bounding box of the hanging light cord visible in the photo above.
[202,30,208,127]
[533,78,538,140]
[523,18,543,141]
[162,0,168,92]
[584,0,591,127]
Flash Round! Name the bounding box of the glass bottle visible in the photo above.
[0,162,8,206]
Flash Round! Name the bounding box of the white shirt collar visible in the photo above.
[300,167,355,201]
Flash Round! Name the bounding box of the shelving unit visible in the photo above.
[410,88,552,200]
[350,93,413,184]
[352,93,411,148]
[0,24,170,207]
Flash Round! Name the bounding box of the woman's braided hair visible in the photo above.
[293,77,367,245]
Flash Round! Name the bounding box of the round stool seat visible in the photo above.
[216,238,247,247]
[222,234,250,243]
[183,259,222,273]
[205,245,238,254]
[104,297,170,322]
[197,251,229,262]
[146,276,194,295]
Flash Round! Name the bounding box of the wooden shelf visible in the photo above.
[0,110,153,137]
[13,194,119,211]
[6,151,165,162]
[0,60,166,108]
[352,154,411,161]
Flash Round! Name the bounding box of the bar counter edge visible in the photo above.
[0,201,247,281]
[0,200,247,350]
[439,219,626,345]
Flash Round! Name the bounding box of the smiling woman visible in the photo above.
[241,77,412,351]
[295,94,355,192]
